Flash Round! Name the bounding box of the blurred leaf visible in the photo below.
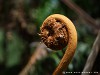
[33,0,60,27]
[0,29,5,63]
[50,53,60,65]
[77,42,88,53]
[6,32,25,67]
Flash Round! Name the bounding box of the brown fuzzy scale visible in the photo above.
[40,17,68,50]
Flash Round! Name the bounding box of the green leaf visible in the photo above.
[0,29,5,63]
[33,0,60,27]
[6,32,25,67]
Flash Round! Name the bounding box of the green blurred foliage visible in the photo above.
[0,0,100,75]
[6,32,25,67]
[0,29,5,63]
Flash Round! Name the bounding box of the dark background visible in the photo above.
[0,0,100,75]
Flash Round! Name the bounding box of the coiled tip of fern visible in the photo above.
[40,15,69,50]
